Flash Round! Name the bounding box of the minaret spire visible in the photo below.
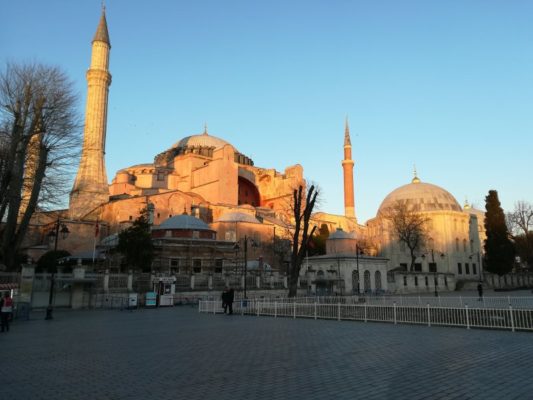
[342,117,356,220]
[70,9,112,219]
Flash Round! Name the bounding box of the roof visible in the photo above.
[152,214,211,231]
[171,132,233,151]
[378,179,461,214]
[216,212,261,224]
[328,228,355,240]
[93,10,110,46]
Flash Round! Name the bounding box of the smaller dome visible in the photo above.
[153,215,211,231]
[328,228,356,240]
[216,212,260,224]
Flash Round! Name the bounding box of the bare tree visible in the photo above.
[507,201,533,269]
[0,62,80,269]
[383,201,429,271]
[507,201,533,238]
[288,184,318,297]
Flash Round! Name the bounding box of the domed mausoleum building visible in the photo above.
[366,174,483,285]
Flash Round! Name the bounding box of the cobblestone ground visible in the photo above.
[1,306,533,400]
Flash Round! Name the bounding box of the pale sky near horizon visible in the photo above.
[2,0,532,223]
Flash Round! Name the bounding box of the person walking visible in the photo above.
[226,288,235,315]
[1,292,13,332]
[477,283,483,301]
[221,287,229,314]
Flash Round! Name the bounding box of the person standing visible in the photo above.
[221,287,229,314]
[477,283,483,301]
[227,288,235,315]
[1,292,13,332]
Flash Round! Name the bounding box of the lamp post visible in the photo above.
[355,244,361,295]
[45,217,70,320]
[422,249,445,297]
[234,235,258,299]
[469,252,483,282]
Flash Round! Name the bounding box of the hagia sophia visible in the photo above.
[26,10,486,294]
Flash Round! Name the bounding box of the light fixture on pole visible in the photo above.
[422,249,445,297]
[234,235,258,299]
[45,217,70,320]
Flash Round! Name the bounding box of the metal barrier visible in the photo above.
[198,300,533,332]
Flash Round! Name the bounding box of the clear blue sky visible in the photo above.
[2,0,532,223]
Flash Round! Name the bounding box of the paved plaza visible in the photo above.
[1,306,533,400]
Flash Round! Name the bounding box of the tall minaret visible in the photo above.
[342,118,356,220]
[70,8,111,220]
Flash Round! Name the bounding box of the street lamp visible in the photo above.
[469,252,483,282]
[45,217,70,320]
[355,244,362,295]
[233,235,258,299]
[422,249,445,297]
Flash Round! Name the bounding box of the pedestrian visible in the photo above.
[226,287,235,315]
[477,282,483,301]
[221,287,229,314]
[1,292,13,332]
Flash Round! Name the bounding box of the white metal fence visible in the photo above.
[243,295,533,310]
[198,300,533,332]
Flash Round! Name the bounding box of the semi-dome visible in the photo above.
[171,132,233,151]
[378,178,462,215]
[216,211,261,224]
[153,214,211,231]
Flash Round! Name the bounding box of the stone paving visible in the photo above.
[1,306,533,400]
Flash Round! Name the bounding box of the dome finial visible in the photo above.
[412,164,420,184]
[464,197,471,210]
[203,123,208,135]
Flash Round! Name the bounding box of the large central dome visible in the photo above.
[171,132,233,151]
[378,178,462,215]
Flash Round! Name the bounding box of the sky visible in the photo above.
[2,0,532,223]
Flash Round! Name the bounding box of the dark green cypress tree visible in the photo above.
[484,190,515,276]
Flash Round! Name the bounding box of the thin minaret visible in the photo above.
[70,8,111,219]
[342,118,356,220]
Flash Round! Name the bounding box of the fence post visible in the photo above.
[509,305,515,332]
[427,303,431,327]
[257,301,260,317]
[314,302,317,320]
[338,303,341,321]
[393,302,397,324]
[364,303,367,322]
[465,305,470,329]
[274,302,277,318]
[293,302,296,319]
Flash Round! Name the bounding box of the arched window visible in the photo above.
[375,271,382,291]
[364,270,371,293]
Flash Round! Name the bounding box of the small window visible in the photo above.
[472,263,477,275]
[429,263,437,273]
[425,276,429,286]
[457,263,462,274]
[157,172,164,181]
[129,215,133,221]
[414,263,422,272]
[400,263,408,271]
[170,258,179,267]
[215,259,223,267]
[465,263,470,275]
[403,276,407,286]
[415,276,418,286]
[192,230,200,239]
[165,230,172,238]
[463,239,467,252]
